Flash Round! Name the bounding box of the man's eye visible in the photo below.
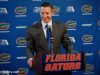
[42,13,44,15]
[46,13,49,14]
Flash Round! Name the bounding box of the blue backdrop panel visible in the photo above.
[0,0,100,75]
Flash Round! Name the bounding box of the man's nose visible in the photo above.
[43,14,47,17]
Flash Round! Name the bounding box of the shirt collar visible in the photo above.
[41,20,52,29]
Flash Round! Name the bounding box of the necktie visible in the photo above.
[45,25,50,51]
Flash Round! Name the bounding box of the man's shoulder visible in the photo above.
[54,20,66,28]
[54,20,66,25]
[27,21,40,29]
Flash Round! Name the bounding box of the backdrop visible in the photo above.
[0,0,100,75]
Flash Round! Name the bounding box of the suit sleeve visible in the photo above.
[62,24,73,53]
[26,27,35,59]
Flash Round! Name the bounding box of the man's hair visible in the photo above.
[41,2,53,10]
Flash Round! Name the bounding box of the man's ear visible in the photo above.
[51,9,54,15]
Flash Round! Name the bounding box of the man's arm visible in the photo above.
[26,27,35,67]
[62,24,73,53]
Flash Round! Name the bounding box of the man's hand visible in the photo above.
[27,58,35,67]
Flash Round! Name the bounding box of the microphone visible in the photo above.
[48,25,54,54]
[48,25,51,33]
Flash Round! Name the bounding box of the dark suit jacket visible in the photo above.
[26,20,72,59]
[26,20,72,75]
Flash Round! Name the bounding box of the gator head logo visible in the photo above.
[0,22,10,30]
[82,35,93,42]
[0,53,11,61]
[16,37,26,45]
[84,64,94,73]
[81,5,92,13]
[66,20,77,28]
[18,68,28,75]
[15,6,27,14]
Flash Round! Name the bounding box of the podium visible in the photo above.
[31,52,86,73]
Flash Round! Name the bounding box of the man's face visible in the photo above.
[40,7,54,23]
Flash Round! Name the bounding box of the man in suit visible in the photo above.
[26,2,73,75]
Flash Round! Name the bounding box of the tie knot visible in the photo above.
[45,24,48,29]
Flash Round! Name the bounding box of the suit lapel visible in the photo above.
[52,21,58,43]
[38,22,49,51]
